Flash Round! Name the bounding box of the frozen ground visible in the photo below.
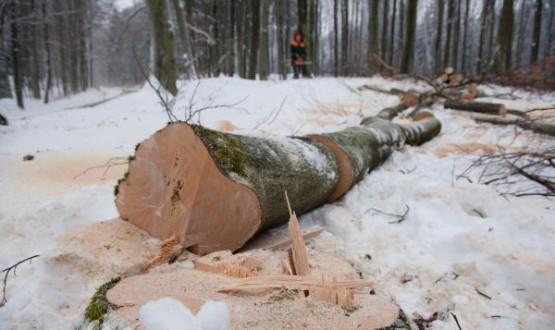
[0,77,554,329]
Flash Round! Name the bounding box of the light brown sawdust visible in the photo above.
[433,143,498,158]
[50,219,160,281]
[107,266,398,330]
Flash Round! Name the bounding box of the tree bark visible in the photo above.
[400,0,417,74]
[0,2,12,99]
[333,0,339,76]
[368,0,379,75]
[259,0,269,80]
[146,0,178,95]
[341,0,349,75]
[43,0,52,103]
[531,0,543,66]
[247,0,260,80]
[434,0,444,74]
[115,115,441,255]
[498,0,514,74]
[10,1,24,109]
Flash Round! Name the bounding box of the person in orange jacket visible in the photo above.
[290,31,306,79]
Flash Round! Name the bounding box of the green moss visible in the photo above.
[83,277,121,328]
[192,124,251,177]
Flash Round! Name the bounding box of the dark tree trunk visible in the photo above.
[43,0,52,104]
[531,0,543,65]
[247,0,260,80]
[10,2,24,109]
[333,0,339,76]
[0,3,12,99]
[341,0,349,74]
[400,0,417,74]
[434,0,444,74]
[498,0,514,74]
[368,0,379,74]
[381,0,389,73]
[444,0,455,68]
[259,0,269,80]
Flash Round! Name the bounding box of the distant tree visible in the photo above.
[146,0,177,95]
[10,1,24,108]
[341,0,348,74]
[368,0,379,74]
[531,0,543,65]
[259,0,269,80]
[400,0,417,73]
[0,2,12,99]
[434,0,444,73]
[498,0,514,74]
[247,0,260,80]
[333,0,339,76]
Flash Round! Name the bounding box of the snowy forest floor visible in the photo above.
[0,77,554,329]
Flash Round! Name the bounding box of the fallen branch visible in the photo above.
[1,255,40,308]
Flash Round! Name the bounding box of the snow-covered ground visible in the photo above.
[0,77,554,329]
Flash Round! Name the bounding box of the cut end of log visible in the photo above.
[115,122,261,255]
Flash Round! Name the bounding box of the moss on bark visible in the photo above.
[83,277,121,328]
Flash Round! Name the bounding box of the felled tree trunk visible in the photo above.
[472,114,555,137]
[115,116,441,255]
[444,100,507,116]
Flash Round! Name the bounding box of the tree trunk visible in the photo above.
[115,115,441,255]
[43,0,52,104]
[10,2,24,109]
[333,0,339,76]
[381,0,389,73]
[146,0,178,95]
[341,0,349,75]
[0,3,12,99]
[389,0,397,67]
[443,0,454,68]
[247,0,260,80]
[498,0,514,74]
[473,114,555,137]
[434,0,444,74]
[400,0,417,74]
[259,0,269,80]
[368,0,379,75]
[531,0,543,65]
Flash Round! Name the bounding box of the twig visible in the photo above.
[451,312,463,330]
[73,157,130,180]
[475,288,492,300]
[1,255,40,308]
[365,205,410,224]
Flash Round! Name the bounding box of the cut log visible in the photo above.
[444,100,507,116]
[115,115,441,255]
[472,114,555,137]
